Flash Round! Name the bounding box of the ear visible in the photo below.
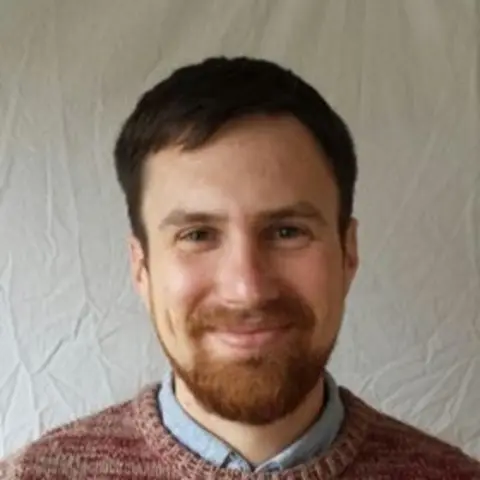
[342,218,359,294]
[128,234,150,310]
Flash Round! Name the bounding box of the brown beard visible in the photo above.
[152,291,335,425]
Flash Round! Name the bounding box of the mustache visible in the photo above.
[187,296,315,338]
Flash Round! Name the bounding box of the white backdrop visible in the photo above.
[0,0,479,459]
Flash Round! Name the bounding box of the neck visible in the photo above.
[174,376,325,466]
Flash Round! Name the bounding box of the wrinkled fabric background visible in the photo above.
[0,0,479,459]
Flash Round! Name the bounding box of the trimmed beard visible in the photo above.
[151,291,337,425]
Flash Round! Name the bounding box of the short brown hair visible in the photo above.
[114,57,357,251]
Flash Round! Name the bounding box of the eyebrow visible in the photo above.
[260,202,327,225]
[159,201,328,229]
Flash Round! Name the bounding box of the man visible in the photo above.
[1,57,478,479]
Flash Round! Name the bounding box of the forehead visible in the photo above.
[141,115,338,220]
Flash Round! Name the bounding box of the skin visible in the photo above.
[129,115,359,465]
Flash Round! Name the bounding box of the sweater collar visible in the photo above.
[134,382,372,479]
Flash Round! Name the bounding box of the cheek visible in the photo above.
[148,255,210,368]
[283,247,341,303]
[150,254,209,336]
[280,245,345,341]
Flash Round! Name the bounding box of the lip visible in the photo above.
[208,326,290,350]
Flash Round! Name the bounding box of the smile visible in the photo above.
[206,326,291,350]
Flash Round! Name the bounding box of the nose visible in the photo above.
[216,239,279,308]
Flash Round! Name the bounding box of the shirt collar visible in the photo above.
[158,369,344,472]
[158,371,232,466]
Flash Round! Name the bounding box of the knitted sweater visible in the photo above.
[1,385,479,479]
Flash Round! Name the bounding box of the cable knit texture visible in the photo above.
[1,385,479,479]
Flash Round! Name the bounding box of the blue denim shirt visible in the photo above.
[158,370,344,472]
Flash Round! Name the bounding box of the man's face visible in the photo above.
[130,115,358,425]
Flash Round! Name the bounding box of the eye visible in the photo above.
[178,228,215,243]
[264,224,311,248]
[274,226,305,239]
[175,227,220,252]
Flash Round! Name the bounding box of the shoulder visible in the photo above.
[0,386,159,479]
[340,387,480,477]
[368,410,480,475]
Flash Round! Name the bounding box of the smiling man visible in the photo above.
[1,57,479,479]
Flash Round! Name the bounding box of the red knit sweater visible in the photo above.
[1,385,479,479]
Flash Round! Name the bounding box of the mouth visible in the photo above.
[206,325,291,351]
